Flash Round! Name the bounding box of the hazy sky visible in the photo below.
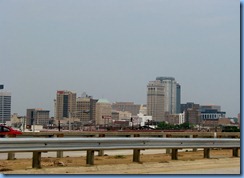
[0,0,240,117]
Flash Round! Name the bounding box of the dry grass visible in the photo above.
[0,149,235,172]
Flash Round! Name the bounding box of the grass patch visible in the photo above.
[114,155,126,159]
[0,168,13,172]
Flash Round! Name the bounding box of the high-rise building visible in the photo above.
[185,107,201,125]
[0,91,11,123]
[147,80,164,121]
[76,93,98,124]
[176,84,181,113]
[55,90,77,120]
[156,77,181,114]
[26,108,50,126]
[96,99,112,125]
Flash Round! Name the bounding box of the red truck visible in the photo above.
[0,125,22,137]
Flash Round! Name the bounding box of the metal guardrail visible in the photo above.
[0,137,240,169]
[0,137,240,151]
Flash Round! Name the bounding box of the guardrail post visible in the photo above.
[98,150,104,156]
[56,134,64,158]
[86,150,95,165]
[7,151,15,160]
[7,134,16,160]
[132,134,141,162]
[232,148,239,157]
[164,134,171,154]
[133,149,141,162]
[32,151,42,169]
[190,135,198,152]
[204,148,210,158]
[171,148,178,160]
[98,134,105,156]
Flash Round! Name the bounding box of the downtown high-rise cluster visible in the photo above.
[0,76,240,130]
[147,77,181,122]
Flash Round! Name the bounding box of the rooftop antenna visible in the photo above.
[81,92,88,98]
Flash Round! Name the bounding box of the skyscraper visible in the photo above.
[55,90,77,121]
[147,80,164,121]
[156,77,181,114]
[0,92,11,123]
[76,93,98,124]
[176,84,181,113]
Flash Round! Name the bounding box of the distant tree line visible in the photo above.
[156,121,194,130]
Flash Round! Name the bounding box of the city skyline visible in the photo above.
[0,79,238,119]
[1,0,240,117]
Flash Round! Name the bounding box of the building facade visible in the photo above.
[95,99,112,125]
[137,113,152,126]
[111,111,120,121]
[181,102,201,125]
[117,110,132,120]
[0,92,11,123]
[139,104,147,115]
[112,102,141,116]
[185,107,201,125]
[165,113,185,125]
[55,90,77,120]
[181,102,200,113]
[176,84,181,113]
[156,77,181,114]
[147,80,164,122]
[26,108,50,126]
[200,105,226,120]
[76,94,98,124]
